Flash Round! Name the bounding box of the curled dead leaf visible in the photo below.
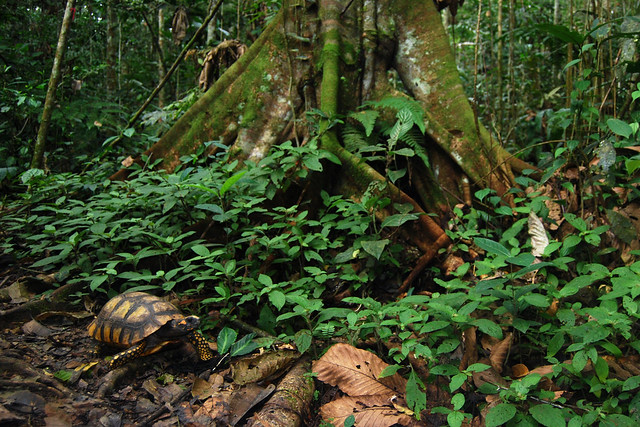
[511,364,529,378]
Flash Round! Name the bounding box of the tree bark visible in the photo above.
[31,0,76,170]
[112,1,535,271]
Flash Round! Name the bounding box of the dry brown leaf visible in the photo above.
[312,343,407,399]
[459,327,478,371]
[320,395,416,427]
[231,349,299,385]
[472,358,508,389]
[511,364,529,378]
[488,333,512,374]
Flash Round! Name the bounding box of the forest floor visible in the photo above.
[0,261,323,427]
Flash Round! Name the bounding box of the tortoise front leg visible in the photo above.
[187,331,214,361]
[107,340,147,370]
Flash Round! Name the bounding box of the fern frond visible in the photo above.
[364,96,425,133]
[342,124,371,153]
[400,128,430,168]
[348,110,379,137]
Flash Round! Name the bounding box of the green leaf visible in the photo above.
[623,376,640,391]
[258,274,273,287]
[230,333,259,357]
[473,318,503,338]
[381,212,418,228]
[536,24,585,45]
[361,239,389,260]
[217,327,238,354]
[293,329,313,354]
[268,290,286,311]
[547,333,565,358]
[54,370,73,382]
[451,393,465,411]
[220,170,247,196]
[529,404,566,427]
[474,237,511,257]
[522,293,549,308]
[191,244,210,257]
[406,369,426,419]
[607,118,632,138]
[486,403,517,427]
[349,109,379,137]
[379,364,402,378]
[447,411,465,427]
[558,274,599,298]
[303,156,324,172]
[450,373,467,392]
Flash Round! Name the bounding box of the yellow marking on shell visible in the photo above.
[110,326,123,344]
[87,321,96,337]
[111,299,135,319]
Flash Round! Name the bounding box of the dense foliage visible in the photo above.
[2,0,640,425]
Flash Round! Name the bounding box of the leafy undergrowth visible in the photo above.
[2,109,640,426]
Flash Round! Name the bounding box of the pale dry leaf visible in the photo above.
[312,343,407,399]
[528,211,549,257]
[231,350,298,385]
[320,395,416,427]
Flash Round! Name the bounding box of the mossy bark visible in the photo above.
[114,0,535,275]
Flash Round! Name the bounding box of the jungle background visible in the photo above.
[1,0,640,426]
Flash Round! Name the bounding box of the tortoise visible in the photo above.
[88,291,214,370]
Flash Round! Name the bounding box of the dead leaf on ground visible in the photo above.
[313,343,407,399]
[320,395,418,427]
[231,349,299,385]
[488,332,512,374]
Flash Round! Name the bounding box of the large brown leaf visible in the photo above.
[320,395,417,427]
[312,343,407,399]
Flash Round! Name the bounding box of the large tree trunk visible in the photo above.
[113,0,532,276]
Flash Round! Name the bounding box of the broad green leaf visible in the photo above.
[361,239,389,260]
[191,244,210,257]
[230,333,258,357]
[522,293,549,308]
[559,274,598,298]
[537,24,585,45]
[547,333,565,357]
[473,318,503,338]
[474,237,511,257]
[447,411,465,427]
[220,170,247,196]
[529,404,566,427]
[217,327,238,354]
[623,376,640,391]
[379,364,402,378]
[303,156,323,172]
[258,274,273,287]
[450,373,467,392]
[381,212,418,228]
[607,118,632,138]
[451,393,465,411]
[293,329,312,354]
[486,403,517,427]
[268,290,286,311]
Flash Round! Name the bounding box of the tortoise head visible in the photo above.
[159,315,201,339]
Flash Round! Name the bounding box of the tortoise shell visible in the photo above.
[88,292,185,347]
